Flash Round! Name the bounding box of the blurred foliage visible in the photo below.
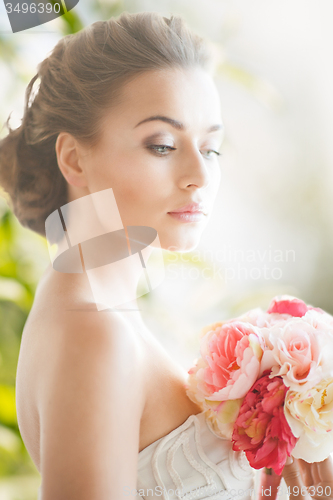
[0,196,49,495]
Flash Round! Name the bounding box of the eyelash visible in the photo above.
[147,144,221,158]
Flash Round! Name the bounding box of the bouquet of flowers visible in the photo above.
[185,295,333,498]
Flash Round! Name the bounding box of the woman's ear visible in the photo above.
[55,132,88,188]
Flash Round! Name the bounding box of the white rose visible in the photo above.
[284,377,333,462]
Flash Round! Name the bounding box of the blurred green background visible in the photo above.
[1,0,333,498]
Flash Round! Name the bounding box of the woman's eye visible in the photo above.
[146,145,222,158]
[201,150,222,159]
[147,145,176,156]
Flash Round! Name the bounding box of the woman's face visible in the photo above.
[74,67,224,252]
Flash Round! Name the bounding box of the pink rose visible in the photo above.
[268,318,324,392]
[303,307,333,328]
[237,307,291,328]
[188,321,264,403]
[232,374,297,475]
[259,298,333,381]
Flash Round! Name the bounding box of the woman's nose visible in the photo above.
[179,148,211,190]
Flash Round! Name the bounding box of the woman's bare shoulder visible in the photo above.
[33,304,143,376]
[35,304,146,401]
[25,265,144,353]
[20,269,147,415]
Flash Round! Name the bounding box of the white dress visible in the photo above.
[37,411,255,500]
[136,410,255,499]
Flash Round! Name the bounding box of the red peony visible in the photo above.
[231,373,297,475]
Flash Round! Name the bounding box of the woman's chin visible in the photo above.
[162,234,203,253]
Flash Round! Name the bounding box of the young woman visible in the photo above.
[0,10,332,500]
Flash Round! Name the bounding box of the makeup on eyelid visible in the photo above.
[142,132,174,146]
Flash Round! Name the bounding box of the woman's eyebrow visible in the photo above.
[134,115,223,133]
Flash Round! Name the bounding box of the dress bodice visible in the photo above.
[136,410,255,500]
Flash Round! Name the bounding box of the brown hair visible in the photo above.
[0,11,216,237]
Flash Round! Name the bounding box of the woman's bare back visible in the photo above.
[15,266,202,475]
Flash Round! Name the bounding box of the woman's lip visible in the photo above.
[167,210,208,215]
[169,202,206,213]
[168,211,204,214]
[167,211,206,222]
